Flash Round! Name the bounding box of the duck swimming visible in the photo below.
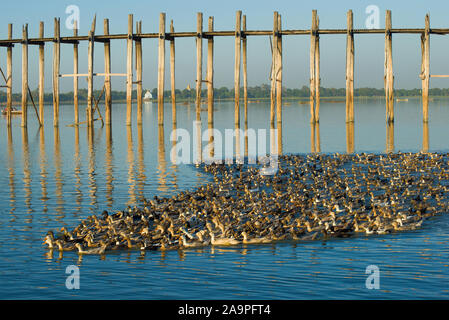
[75,243,107,255]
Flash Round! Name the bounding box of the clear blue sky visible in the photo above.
[1,0,449,92]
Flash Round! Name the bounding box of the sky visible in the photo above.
[1,0,449,93]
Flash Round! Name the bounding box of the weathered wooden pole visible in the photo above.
[126,14,133,126]
[346,10,355,123]
[421,14,430,123]
[310,10,317,123]
[385,10,394,123]
[53,18,60,127]
[195,12,203,122]
[39,22,45,124]
[87,16,96,126]
[136,20,143,125]
[270,13,278,124]
[207,16,214,126]
[169,20,176,123]
[242,15,248,124]
[276,13,283,126]
[314,14,321,123]
[21,24,28,127]
[158,12,166,125]
[234,10,242,127]
[104,19,111,125]
[73,21,79,125]
[6,24,13,126]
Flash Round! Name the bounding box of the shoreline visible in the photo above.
[3,95,445,107]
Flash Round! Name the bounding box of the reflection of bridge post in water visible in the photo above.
[310,122,321,153]
[105,125,114,208]
[422,122,429,152]
[137,124,146,203]
[386,122,394,153]
[346,122,354,154]
[277,121,283,155]
[170,121,179,190]
[244,121,248,159]
[39,127,49,214]
[21,127,33,222]
[235,123,242,162]
[73,126,82,213]
[7,126,16,219]
[53,126,64,220]
[158,124,168,194]
[86,126,98,213]
[126,125,136,206]
[270,122,276,158]
[194,120,202,164]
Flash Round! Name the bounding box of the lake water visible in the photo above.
[1,98,449,299]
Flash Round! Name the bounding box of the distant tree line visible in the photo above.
[1,85,449,103]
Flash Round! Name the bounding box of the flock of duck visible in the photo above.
[44,152,449,255]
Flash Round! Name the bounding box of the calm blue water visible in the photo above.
[1,98,449,299]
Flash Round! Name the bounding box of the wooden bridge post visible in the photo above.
[39,22,45,124]
[73,21,79,125]
[170,20,176,123]
[207,16,214,126]
[136,20,143,125]
[422,14,430,123]
[53,18,60,127]
[276,13,282,126]
[385,10,394,123]
[87,17,96,126]
[346,10,354,123]
[126,14,133,126]
[195,12,203,122]
[314,13,320,122]
[270,12,278,124]
[310,10,317,123]
[234,10,242,127]
[21,24,28,127]
[6,24,13,126]
[158,12,166,125]
[242,15,248,125]
[104,19,111,125]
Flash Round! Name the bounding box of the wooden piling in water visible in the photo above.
[270,13,277,124]
[136,20,143,125]
[276,13,282,126]
[234,10,242,127]
[21,24,28,127]
[310,10,317,123]
[126,14,133,126]
[385,10,394,123]
[242,15,248,125]
[87,17,96,126]
[207,16,214,126]
[158,13,166,125]
[6,24,13,126]
[345,10,354,123]
[170,20,176,123]
[53,18,60,127]
[195,12,203,122]
[39,22,45,124]
[421,14,430,123]
[314,14,321,122]
[73,21,79,125]
[104,19,111,126]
